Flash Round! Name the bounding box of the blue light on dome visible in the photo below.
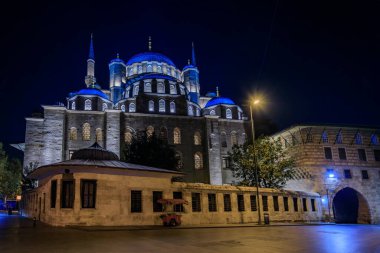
[110,58,125,64]
[126,73,177,86]
[70,88,109,100]
[126,52,176,67]
[205,97,236,108]
[183,64,196,71]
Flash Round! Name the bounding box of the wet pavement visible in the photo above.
[1,213,380,253]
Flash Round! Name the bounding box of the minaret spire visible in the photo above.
[89,33,95,60]
[216,86,220,97]
[148,36,152,51]
[191,41,197,66]
[85,33,96,87]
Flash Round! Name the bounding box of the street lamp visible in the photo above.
[323,170,336,222]
[250,98,262,225]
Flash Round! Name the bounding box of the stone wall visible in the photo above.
[21,172,322,227]
[272,125,380,224]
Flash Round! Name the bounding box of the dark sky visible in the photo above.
[0,0,379,147]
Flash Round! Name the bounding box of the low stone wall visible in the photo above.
[21,173,322,226]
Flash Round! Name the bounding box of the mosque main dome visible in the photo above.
[126,52,176,67]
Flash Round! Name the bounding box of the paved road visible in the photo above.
[1,214,380,253]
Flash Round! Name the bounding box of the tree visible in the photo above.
[0,143,22,202]
[120,131,179,170]
[228,136,295,189]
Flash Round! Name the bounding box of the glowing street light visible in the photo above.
[249,96,262,225]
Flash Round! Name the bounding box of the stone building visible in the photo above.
[23,36,248,185]
[271,124,380,224]
[22,144,322,226]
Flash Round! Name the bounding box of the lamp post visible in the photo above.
[250,99,262,225]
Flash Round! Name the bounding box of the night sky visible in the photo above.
[0,0,378,149]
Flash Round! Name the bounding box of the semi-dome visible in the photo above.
[126,52,176,67]
[71,143,119,161]
[205,97,236,108]
[70,88,109,100]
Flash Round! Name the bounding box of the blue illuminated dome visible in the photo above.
[70,88,109,100]
[205,97,236,108]
[183,64,196,71]
[126,52,176,67]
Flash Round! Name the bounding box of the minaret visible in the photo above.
[191,42,197,66]
[183,42,200,104]
[109,53,126,103]
[85,34,96,87]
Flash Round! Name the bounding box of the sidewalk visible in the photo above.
[0,212,335,232]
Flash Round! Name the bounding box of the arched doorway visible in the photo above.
[332,187,371,224]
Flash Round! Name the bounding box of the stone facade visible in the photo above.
[271,124,380,224]
[25,107,247,184]
[22,168,321,227]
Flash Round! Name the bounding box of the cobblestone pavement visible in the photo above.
[1,213,379,253]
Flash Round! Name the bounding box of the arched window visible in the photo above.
[170,84,176,94]
[149,100,154,112]
[121,104,125,112]
[173,127,181,144]
[147,65,152,72]
[226,108,232,119]
[231,131,238,146]
[146,125,154,138]
[322,131,329,143]
[133,85,139,96]
[194,152,203,169]
[84,99,92,110]
[102,103,108,111]
[188,105,194,116]
[82,123,91,141]
[71,101,76,110]
[125,132,132,144]
[159,99,165,112]
[157,82,165,93]
[194,131,201,145]
[159,127,168,142]
[210,109,216,116]
[166,67,171,75]
[371,134,379,145]
[124,128,134,144]
[355,132,362,145]
[336,131,343,144]
[129,103,136,112]
[129,68,133,76]
[69,127,77,141]
[170,101,176,113]
[175,151,183,170]
[180,86,185,95]
[96,128,103,142]
[126,87,130,98]
[138,65,142,73]
[144,82,152,92]
[157,66,162,73]
[242,133,247,144]
[196,108,200,116]
[221,132,227,147]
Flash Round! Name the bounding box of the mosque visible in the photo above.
[20,36,380,226]
[23,36,248,185]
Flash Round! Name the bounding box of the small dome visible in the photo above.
[110,58,125,64]
[205,92,217,97]
[71,143,119,161]
[183,64,196,71]
[126,52,176,67]
[70,88,109,100]
[205,97,236,108]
